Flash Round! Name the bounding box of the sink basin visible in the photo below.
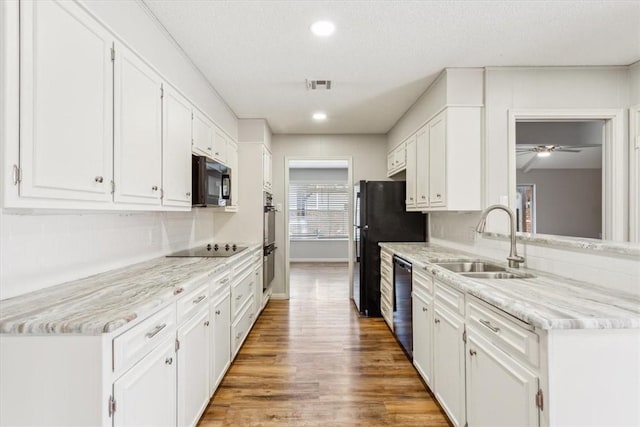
[435,261,506,273]
[459,272,536,280]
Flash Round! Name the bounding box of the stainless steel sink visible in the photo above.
[435,261,506,273]
[459,272,536,280]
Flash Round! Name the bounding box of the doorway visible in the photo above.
[284,158,353,300]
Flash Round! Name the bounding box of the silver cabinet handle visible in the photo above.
[215,310,221,315]
[235,294,243,301]
[422,307,428,312]
[186,192,191,197]
[469,349,477,357]
[421,195,426,199]
[479,319,500,333]
[207,146,212,150]
[165,357,173,365]
[95,176,104,183]
[152,186,158,191]
[215,152,219,156]
[174,287,184,295]
[220,278,229,284]
[204,321,210,327]
[409,197,414,201]
[434,318,440,324]
[436,193,441,198]
[145,323,167,339]
[193,295,206,304]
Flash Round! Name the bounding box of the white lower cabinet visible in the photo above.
[210,293,231,394]
[466,329,539,427]
[433,303,467,427]
[112,337,177,427]
[412,292,434,387]
[177,308,211,427]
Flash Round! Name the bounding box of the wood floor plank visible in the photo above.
[198,262,450,426]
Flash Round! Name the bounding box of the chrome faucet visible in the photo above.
[475,204,525,268]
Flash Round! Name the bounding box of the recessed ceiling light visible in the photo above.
[310,21,335,37]
[312,112,327,121]
[537,152,551,158]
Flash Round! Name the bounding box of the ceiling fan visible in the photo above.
[516,144,601,173]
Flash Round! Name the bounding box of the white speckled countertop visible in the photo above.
[380,242,640,330]
[0,244,261,335]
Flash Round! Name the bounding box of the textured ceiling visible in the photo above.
[143,1,640,134]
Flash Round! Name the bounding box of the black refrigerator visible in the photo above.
[352,180,426,317]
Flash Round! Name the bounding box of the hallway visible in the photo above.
[199,262,449,426]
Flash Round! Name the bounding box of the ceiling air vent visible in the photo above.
[306,79,332,90]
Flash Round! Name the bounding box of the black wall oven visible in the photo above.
[263,191,276,291]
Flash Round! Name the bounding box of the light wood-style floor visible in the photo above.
[198,262,450,426]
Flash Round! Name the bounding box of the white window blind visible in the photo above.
[289,182,349,239]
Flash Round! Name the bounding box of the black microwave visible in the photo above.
[192,155,231,207]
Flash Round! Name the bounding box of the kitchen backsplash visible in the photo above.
[0,210,215,300]
[430,212,640,296]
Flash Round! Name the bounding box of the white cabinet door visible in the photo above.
[192,110,213,158]
[466,330,539,427]
[162,85,192,208]
[413,292,434,388]
[113,338,176,427]
[114,43,163,206]
[210,293,231,395]
[429,113,446,207]
[213,128,228,165]
[19,0,113,202]
[394,144,406,170]
[405,135,417,209]
[416,125,429,208]
[434,304,466,427]
[387,152,396,175]
[227,140,238,207]
[262,146,272,191]
[177,308,210,427]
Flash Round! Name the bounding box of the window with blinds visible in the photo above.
[289,182,349,240]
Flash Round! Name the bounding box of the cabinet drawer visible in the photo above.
[113,304,176,373]
[232,253,253,278]
[231,269,254,319]
[413,266,433,296]
[466,298,539,367]
[380,277,392,300]
[435,280,464,316]
[381,250,392,266]
[211,270,231,297]
[231,296,255,356]
[381,297,393,331]
[176,281,209,323]
[381,262,392,284]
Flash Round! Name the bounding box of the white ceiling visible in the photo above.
[143,1,640,135]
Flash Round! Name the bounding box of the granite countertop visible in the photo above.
[380,242,640,330]
[0,244,261,335]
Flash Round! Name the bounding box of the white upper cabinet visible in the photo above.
[18,0,113,203]
[405,135,417,208]
[192,110,214,158]
[113,42,163,206]
[387,142,406,177]
[213,128,228,165]
[162,85,192,208]
[262,145,272,191]
[405,107,481,212]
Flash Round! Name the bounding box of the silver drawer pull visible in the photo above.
[204,321,210,327]
[469,349,477,357]
[95,176,104,183]
[193,295,206,304]
[434,318,440,324]
[422,307,428,312]
[220,278,229,284]
[165,357,173,365]
[235,294,243,301]
[479,319,500,333]
[215,310,221,315]
[145,323,167,339]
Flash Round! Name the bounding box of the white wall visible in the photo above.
[517,169,602,239]
[630,61,640,106]
[270,134,388,297]
[0,1,236,299]
[484,67,631,234]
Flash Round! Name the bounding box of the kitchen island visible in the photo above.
[380,242,640,427]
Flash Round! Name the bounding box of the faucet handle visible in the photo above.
[507,255,525,268]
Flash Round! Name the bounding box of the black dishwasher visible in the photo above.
[393,255,413,358]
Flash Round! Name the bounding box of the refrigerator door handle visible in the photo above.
[355,225,369,230]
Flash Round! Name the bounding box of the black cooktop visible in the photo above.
[167,243,247,258]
